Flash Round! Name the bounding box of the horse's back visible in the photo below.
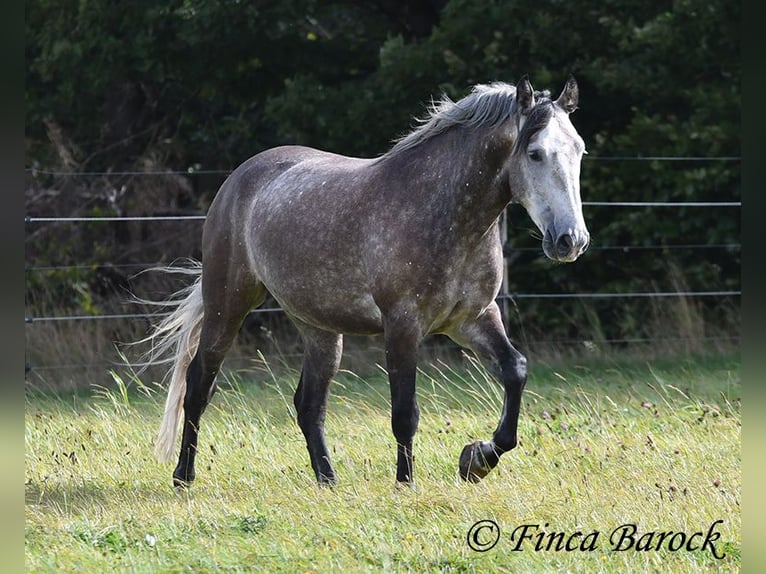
[234,145,368,190]
[206,145,372,240]
[222,144,374,221]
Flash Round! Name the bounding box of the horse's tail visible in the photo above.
[134,262,205,463]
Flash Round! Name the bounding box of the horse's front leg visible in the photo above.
[383,316,422,484]
[449,302,527,482]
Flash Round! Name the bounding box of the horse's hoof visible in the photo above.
[172,469,194,490]
[459,440,498,483]
[173,479,192,491]
[316,473,337,488]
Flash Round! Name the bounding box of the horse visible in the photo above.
[142,75,590,488]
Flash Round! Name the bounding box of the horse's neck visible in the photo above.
[415,127,512,234]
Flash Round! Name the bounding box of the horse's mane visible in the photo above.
[381,82,553,159]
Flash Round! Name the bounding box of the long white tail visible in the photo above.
[136,262,205,463]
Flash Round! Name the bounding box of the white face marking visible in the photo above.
[516,108,590,262]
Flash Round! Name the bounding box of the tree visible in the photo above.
[25,0,740,349]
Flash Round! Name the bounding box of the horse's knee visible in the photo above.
[503,351,527,386]
[516,353,527,380]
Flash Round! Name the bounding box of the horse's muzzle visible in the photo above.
[543,229,590,262]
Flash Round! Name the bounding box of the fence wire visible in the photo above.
[24,335,741,375]
[24,291,741,324]
[23,200,741,225]
[23,155,741,178]
[22,243,742,274]
[25,156,741,375]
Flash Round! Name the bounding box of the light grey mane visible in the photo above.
[381,82,551,159]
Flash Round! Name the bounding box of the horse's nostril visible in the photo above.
[556,234,574,256]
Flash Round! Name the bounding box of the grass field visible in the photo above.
[25,351,740,573]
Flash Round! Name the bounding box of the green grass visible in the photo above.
[25,352,740,573]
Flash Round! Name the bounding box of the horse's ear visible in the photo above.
[556,75,579,113]
[516,75,535,114]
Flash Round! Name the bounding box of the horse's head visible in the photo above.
[507,76,590,262]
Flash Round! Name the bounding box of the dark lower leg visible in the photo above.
[449,305,527,482]
[391,388,419,483]
[459,351,526,482]
[385,323,421,484]
[491,357,526,452]
[173,351,223,487]
[394,436,417,483]
[295,372,335,484]
[293,327,341,484]
[169,262,261,488]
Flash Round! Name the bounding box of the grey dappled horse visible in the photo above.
[145,76,589,488]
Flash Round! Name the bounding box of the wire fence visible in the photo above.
[25,334,742,375]
[25,156,741,377]
[23,291,741,325]
[23,154,741,178]
[22,201,742,225]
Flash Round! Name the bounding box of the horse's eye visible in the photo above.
[528,149,543,162]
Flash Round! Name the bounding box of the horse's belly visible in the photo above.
[251,247,383,334]
[274,288,384,335]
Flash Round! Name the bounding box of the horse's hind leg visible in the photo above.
[448,302,527,482]
[292,322,343,484]
[173,271,265,488]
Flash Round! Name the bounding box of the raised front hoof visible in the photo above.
[459,440,499,483]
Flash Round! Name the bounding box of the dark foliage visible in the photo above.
[25,0,740,353]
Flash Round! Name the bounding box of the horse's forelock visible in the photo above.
[512,98,555,155]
